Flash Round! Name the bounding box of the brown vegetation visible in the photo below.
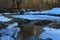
[0,0,60,12]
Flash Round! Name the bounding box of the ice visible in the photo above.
[12,15,60,21]
[0,15,12,22]
[39,27,60,40]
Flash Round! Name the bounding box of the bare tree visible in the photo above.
[16,0,22,11]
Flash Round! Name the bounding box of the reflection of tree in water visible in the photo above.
[18,19,53,40]
[0,15,60,40]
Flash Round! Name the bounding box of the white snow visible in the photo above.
[12,15,60,21]
[1,35,14,40]
[3,13,17,15]
[39,27,60,40]
[0,27,20,40]
[0,15,12,22]
[7,22,18,28]
[40,8,60,14]
[3,13,11,14]
[0,22,20,40]
[24,8,60,15]
[24,11,41,15]
[4,27,20,37]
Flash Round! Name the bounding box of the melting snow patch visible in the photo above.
[3,13,11,14]
[41,8,60,14]
[0,15,12,22]
[39,27,60,40]
[23,8,60,15]
[12,15,60,21]
[24,11,41,15]
[7,22,18,28]
[0,22,20,40]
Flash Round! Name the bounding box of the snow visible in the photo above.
[3,13,11,14]
[2,12,20,15]
[40,8,60,14]
[4,27,20,37]
[5,22,20,37]
[0,27,20,40]
[24,11,41,15]
[39,27,60,40]
[0,14,2,15]
[7,22,18,28]
[43,27,56,31]
[0,15,12,22]
[24,8,60,15]
[1,35,14,40]
[12,15,60,21]
[0,22,20,40]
